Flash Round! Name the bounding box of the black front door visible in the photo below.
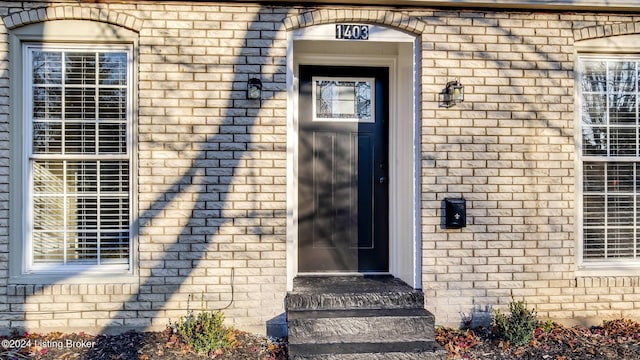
[298,65,389,272]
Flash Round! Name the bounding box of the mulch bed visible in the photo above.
[435,318,640,360]
[3,319,640,359]
[0,327,287,360]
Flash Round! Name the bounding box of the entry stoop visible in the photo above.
[285,276,447,359]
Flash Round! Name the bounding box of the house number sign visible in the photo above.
[335,24,369,40]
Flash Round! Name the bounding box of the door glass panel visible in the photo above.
[312,77,374,122]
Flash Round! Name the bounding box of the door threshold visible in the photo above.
[296,272,391,277]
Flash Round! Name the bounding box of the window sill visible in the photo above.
[576,265,640,278]
[9,271,138,285]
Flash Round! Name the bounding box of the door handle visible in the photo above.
[379,176,386,184]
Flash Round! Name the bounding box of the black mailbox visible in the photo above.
[444,198,466,229]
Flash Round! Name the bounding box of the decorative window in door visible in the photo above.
[312,77,374,122]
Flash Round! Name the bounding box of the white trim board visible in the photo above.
[286,24,421,291]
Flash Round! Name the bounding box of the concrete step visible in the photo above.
[287,308,436,344]
[285,276,445,359]
[289,341,447,360]
[286,275,424,311]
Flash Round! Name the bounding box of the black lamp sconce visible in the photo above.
[248,78,262,100]
[439,80,464,108]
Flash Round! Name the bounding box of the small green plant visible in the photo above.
[492,299,539,347]
[170,306,236,354]
[541,319,555,333]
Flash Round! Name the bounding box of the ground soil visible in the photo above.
[0,327,287,360]
[3,319,640,359]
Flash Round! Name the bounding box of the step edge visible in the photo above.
[288,326,436,344]
[288,340,444,355]
[288,337,437,346]
[287,308,434,319]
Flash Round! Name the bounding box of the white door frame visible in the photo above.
[285,24,421,290]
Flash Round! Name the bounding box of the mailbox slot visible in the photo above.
[444,198,466,229]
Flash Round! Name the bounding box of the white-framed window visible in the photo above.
[23,44,132,272]
[579,55,640,265]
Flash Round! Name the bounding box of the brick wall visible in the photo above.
[0,1,291,334]
[0,1,639,334]
[418,10,640,326]
[133,3,289,333]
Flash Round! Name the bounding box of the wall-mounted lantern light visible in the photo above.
[248,78,262,100]
[439,80,464,108]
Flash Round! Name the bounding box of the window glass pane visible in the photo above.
[98,123,127,154]
[582,126,607,156]
[68,197,98,232]
[33,121,62,154]
[100,197,129,264]
[584,195,605,226]
[65,52,96,85]
[313,77,374,122]
[67,197,98,264]
[99,52,127,86]
[33,87,62,120]
[100,235,129,264]
[607,227,635,259]
[583,162,605,192]
[65,87,96,119]
[67,161,98,193]
[32,51,62,85]
[609,127,637,156]
[100,161,129,193]
[582,60,607,92]
[583,227,604,259]
[608,195,635,225]
[582,93,606,126]
[101,197,129,228]
[66,233,98,264]
[99,88,127,120]
[607,162,635,192]
[609,94,637,125]
[607,162,635,193]
[32,195,65,230]
[609,61,636,93]
[32,161,67,195]
[32,232,64,264]
[64,122,97,154]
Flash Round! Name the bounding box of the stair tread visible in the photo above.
[286,276,425,313]
[287,307,432,319]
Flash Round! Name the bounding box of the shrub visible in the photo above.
[492,299,539,347]
[171,309,236,354]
